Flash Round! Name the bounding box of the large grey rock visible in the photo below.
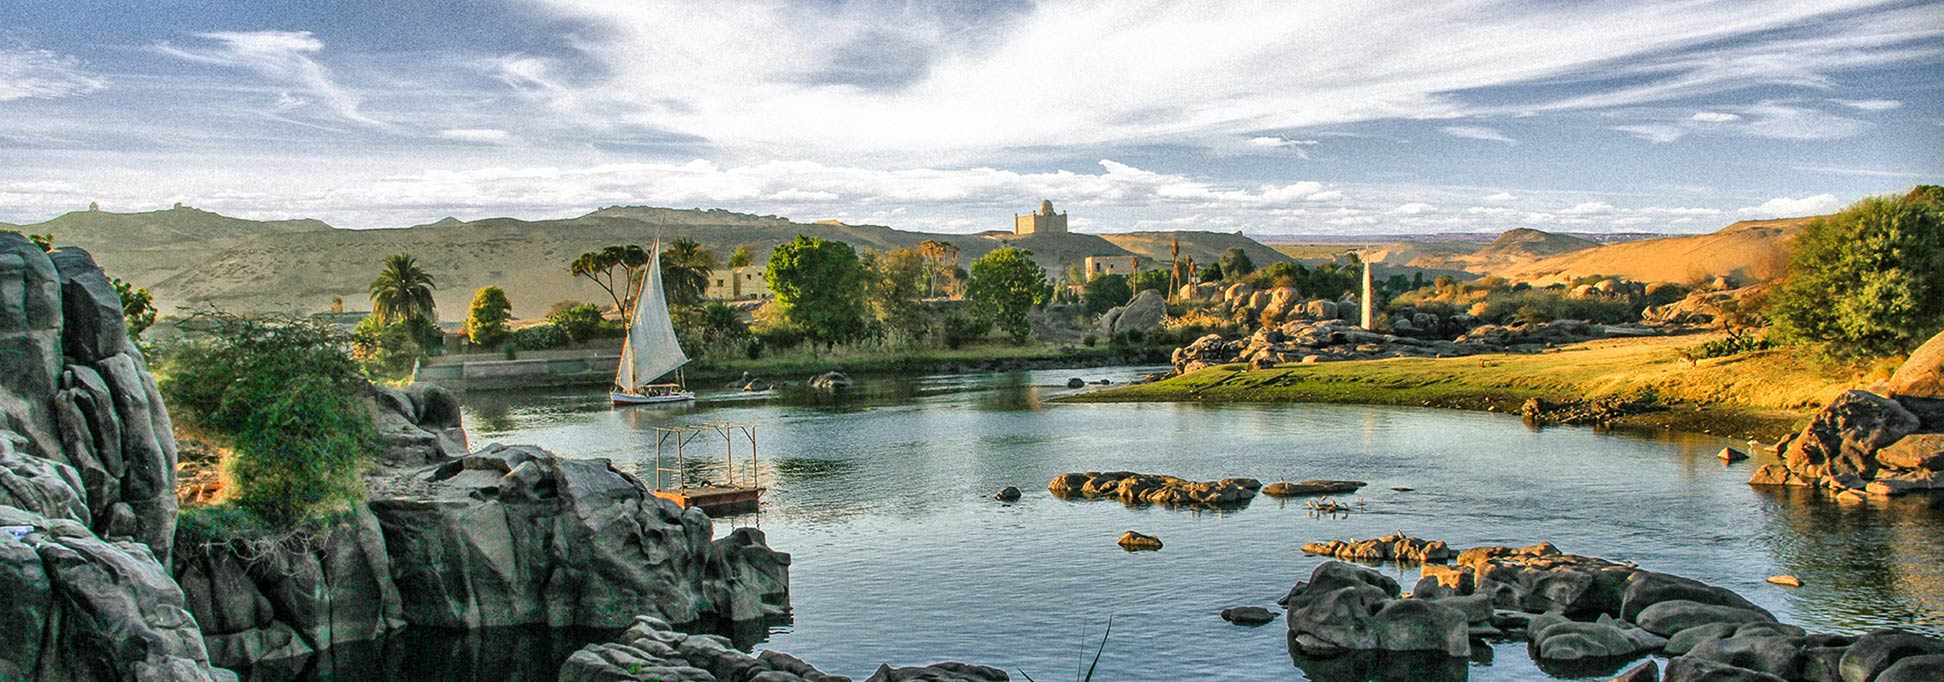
[1782,391,1921,480]
[1281,561,1467,657]
[371,444,790,629]
[48,247,130,364]
[1371,598,1470,656]
[1664,657,1787,682]
[1531,620,1647,661]
[0,505,229,681]
[1886,330,1944,429]
[369,384,469,467]
[1622,571,1773,623]
[1637,600,1777,637]
[1879,654,1944,682]
[1102,289,1165,336]
[559,614,1003,682]
[1875,434,1944,472]
[1838,630,1944,682]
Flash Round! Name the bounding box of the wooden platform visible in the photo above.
[652,486,763,515]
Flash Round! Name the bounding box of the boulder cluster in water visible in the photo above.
[1749,331,1944,499]
[1267,539,1944,681]
[1167,318,1617,377]
[563,616,1009,682]
[1047,471,1262,506]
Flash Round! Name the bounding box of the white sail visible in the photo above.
[615,245,689,390]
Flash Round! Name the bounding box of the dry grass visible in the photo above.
[1068,334,1867,441]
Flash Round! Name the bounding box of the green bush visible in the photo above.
[466,286,513,348]
[511,324,569,351]
[1686,332,1775,360]
[157,312,377,526]
[1768,190,1944,358]
[941,313,990,349]
[1081,274,1131,315]
[351,316,433,376]
[548,303,611,344]
[753,321,807,351]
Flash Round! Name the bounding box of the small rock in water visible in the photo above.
[1613,660,1658,682]
[1263,480,1366,497]
[1391,487,1414,492]
[1767,575,1804,588]
[1118,531,1163,551]
[1221,606,1277,626]
[1066,377,1085,388]
[994,486,1021,502]
[1717,447,1748,463]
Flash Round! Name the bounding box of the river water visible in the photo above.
[416,366,1944,680]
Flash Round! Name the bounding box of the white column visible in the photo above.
[1360,257,1374,329]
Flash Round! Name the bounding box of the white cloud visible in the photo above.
[157,31,387,128]
[0,47,106,101]
[1613,124,1686,143]
[1467,206,1520,217]
[438,128,512,143]
[1831,98,1901,111]
[1391,202,1437,214]
[1738,193,1840,217]
[1328,215,1379,226]
[1483,192,1517,202]
[1690,112,1741,122]
[1246,136,1319,148]
[1440,126,1516,144]
[1562,201,1617,215]
[509,0,1924,157]
[1741,102,1864,140]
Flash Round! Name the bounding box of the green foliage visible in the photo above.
[967,246,1049,343]
[368,253,437,325]
[547,303,612,344]
[511,323,568,351]
[1686,332,1776,360]
[1768,192,1944,358]
[674,301,751,356]
[1081,274,1131,315]
[156,312,376,525]
[111,277,156,339]
[867,247,928,338]
[465,286,513,348]
[1129,269,1171,295]
[661,237,716,308]
[727,244,755,268]
[764,235,869,345]
[1081,333,1097,347]
[1198,263,1223,283]
[571,244,650,312]
[1,229,55,252]
[351,315,441,376]
[1247,261,1359,299]
[940,312,991,349]
[1219,247,1255,280]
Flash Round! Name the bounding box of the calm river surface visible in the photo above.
[437,366,1944,681]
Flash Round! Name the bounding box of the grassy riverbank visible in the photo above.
[1065,334,1872,441]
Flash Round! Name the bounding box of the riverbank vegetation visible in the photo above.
[1068,334,1864,440]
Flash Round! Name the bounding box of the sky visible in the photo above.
[1,0,1941,236]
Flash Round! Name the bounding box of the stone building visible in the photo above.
[1014,199,1068,235]
[705,265,771,300]
[1085,255,1139,277]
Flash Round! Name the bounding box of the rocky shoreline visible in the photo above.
[1746,332,1944,500]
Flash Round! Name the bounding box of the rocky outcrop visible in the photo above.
[1642,286,1762,327]
[559,615,1007,682]
[1048,471,1260,506]
[1280,561,1472,658]
[1163,317,1621,376]
[1520,397,1660,427]
[0,235,227,680]
[1748,336,1944,499]
[1099,289,1165,336]
[810,371,854,390]
[176,392,791,669]
[1301,533,1453,563]
[1263,479,1366,497]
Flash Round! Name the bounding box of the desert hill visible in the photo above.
[1490,218,1811,285]
[1097,231,1289,270]
[19,205,1287,320]
[1472,228,1599,259]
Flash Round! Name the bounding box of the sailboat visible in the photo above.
[611,243,696,406]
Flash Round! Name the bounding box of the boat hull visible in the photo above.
[611,390,697,405]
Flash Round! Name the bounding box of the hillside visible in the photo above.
[23,205,1288,320]
[1472,228,1598,259]
[1097,231,1290,269]
[1491,218,1810,285]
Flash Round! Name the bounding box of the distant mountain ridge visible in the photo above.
[18,205,1291,320]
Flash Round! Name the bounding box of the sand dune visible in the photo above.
[1491,218,1809,285]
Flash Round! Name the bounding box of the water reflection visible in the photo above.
[424,366,1944,681]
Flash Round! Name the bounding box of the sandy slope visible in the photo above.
[1491,218,1809,285]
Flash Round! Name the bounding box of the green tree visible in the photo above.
[111,278,156,339]
[675,300,751,355]
[1081,273,1132,315]
[465,286,513,348]
[727,244,755,268]
[368,253,437,325]
[1130,269,1171,295]
[571,245,650,312]
[968,246,1048,343]
[660,237,716,308]
[157,313,376,526]
[1199,263,1223,283]
[548,303,610,344]
[1769,190,1944,357]
[1219,247,1255,280]
[764,235,869,345]
[917,240,960,298]
[869,247,927,337]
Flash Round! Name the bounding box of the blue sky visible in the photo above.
[2,0,1940,235]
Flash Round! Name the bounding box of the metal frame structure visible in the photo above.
[648,422,761,493]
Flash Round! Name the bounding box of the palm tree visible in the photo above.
[369,253,437,324]
[659,237,715,308]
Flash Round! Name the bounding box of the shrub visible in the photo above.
[548,303,610,344]
[351,316,438,376]
[941,313,990,349]
[511,323,568,351]
[157,312,376,526]
[466,286,513,348]
[1686,332,1776,360]
[1081,274,1131,315]
[1768,190,1944,358]
[1082,334,1097,347]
